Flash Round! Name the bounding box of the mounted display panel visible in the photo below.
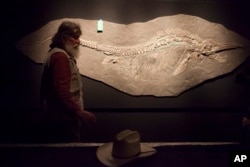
[15,14,250,97]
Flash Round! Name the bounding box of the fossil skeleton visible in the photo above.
[15,14,250,96]
[78,28,243,75]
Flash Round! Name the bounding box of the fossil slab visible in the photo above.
[15,14,250,96]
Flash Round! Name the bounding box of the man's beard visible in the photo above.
[65,44,80,59]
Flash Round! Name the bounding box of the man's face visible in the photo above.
[67,35,81,46]
[64,35,80,58]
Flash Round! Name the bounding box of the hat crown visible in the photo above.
[112,130,141,158]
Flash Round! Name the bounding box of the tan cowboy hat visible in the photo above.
[96,129,157,167]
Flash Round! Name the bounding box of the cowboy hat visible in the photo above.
[96,129,157,167]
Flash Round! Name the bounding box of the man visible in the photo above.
[40,21,96,142]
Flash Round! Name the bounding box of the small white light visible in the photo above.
[97,19,103,33]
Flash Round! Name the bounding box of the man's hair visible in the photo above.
[50,21,82,50]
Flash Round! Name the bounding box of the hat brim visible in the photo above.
[96,142,156,167]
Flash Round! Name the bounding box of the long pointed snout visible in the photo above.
[204,43,243,56]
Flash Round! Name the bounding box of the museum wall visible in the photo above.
[1,0,250,111]
[1,0,250,143]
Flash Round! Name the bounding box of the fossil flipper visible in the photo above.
[15,14,250,96]
[173,56,191,76]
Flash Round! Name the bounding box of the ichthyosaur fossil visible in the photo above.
[15,14,250,96]
[78,28,243,76]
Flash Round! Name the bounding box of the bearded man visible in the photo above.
[40,21,96,142]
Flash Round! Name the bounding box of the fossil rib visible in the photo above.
[15,14,250,96]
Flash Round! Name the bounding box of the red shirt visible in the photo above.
[42,51,82,115]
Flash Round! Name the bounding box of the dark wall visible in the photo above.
[1,0,250,110]
[1,0,250,143]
